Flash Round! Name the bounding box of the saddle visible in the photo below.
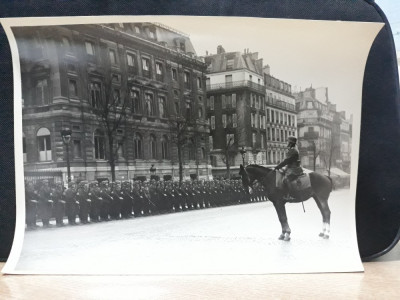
[276,170,312,201]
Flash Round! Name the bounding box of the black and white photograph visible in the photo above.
[1,16,383,274]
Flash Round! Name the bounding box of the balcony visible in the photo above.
[206,80,264,93]
[265,98,296,112]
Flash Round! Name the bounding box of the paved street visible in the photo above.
[15,189,363,274]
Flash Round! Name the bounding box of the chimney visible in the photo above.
[217,45,225,54]
[263,64,270,75]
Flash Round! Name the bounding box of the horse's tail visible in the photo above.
[327,176,335,191]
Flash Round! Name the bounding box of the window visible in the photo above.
[159,96,166,118]
[226,59,234,70]
[272,128,275,141]
[37,128,51,161]
[68,79,78,98]
[201,147,206,160]
[261,134,265,149]
[172,68,178,81]
[156,62,163,79]
[94,129,105,160]
[184,71,191,89]
[307,101,313,109]
[35,78,49,105]
[130,90,140,113]
[142,57,150,75]
[225,74,232,87]
[109,49,117,65]
[197,77,202,89]
[251,113,255,128]
[308,127,314,132]
[85,41,95,56]
[252,133,257,148]
[145,93,154,116]
[161,136,168,159]
[281,130,284,142]
[209,136,214,150]
[222,114,227,128]
[267,128,271,141]
[232,93,237,108]
[222,95,226,109]
[134,26,141,34]
[198,108,203,119]
[174,102,180,115]
[62,37,72,53]
[127,53,135,67]
[186,102,191,121]
[149,30,155,39]
[210,96,214,110]
[232,114,237,128]
[90,82,102,108]
[150,135,157,159]
[133,133,143,159]
[73,140,82,158]
[211,116,215,129]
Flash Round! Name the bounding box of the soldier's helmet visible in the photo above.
[288,136,297,144]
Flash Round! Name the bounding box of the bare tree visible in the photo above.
[90,75,131,182]
[169,116,195,184]
[321,133,340,176]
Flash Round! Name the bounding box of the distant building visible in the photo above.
[205,46,265,176]
[205,46,296,177]
[263,66,297,165]
[15,22,211,182]
[295,86,352,173]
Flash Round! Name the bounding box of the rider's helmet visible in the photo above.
[288,136,297,144]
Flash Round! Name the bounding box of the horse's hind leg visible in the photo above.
[313,196,331,239]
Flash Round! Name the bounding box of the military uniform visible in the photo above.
[37,181,53,227]
[25,182,38,228]
[65,183,78,225]
[52,183,66,226]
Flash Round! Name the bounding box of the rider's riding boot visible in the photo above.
[282,179,296,201]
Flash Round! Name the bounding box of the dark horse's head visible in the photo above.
[239,164,274,194]
[239,164,255,194]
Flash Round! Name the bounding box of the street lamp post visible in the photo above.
[61,128,72,183]
[239,146,247,166]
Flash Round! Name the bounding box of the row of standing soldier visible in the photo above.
[25,178,267,229]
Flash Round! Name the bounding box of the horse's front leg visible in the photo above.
[272,200,291,241]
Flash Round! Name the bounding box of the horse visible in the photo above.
[239,164,333,241]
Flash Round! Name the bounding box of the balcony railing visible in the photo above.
[206,80,264,92]
[265,98,296,112]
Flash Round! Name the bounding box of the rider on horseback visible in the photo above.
[274,136,304,201]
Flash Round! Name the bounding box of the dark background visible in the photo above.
[0,0,399,261]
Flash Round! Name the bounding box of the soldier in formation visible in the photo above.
[24,177,265,229]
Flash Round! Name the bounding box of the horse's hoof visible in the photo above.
[284,236,291,242]
[278,234,285,240]
[319,232,325,237]
[323,234,330,239]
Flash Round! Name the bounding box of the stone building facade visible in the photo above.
[263,65,297,165]
[205,46,297,177]
[15,22,211,183]
[295,86,352,173]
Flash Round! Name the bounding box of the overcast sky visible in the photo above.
[156,17,383,117]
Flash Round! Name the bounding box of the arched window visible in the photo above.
[37,127,52,161]
[130,89,140,114]
[94,129,105,160]
[150,135,157,159]
[161,135,168,160]
[133,133,143,159]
